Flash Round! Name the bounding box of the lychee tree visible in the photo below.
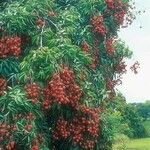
[0,0,137,150]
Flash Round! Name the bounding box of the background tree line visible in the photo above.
[104,93,150,142]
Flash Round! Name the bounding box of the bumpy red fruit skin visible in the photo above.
[60,67,75,85]
[43,67,82,108]
[5,141,15,150]
[114,61,127,75]
[91,15,107,36]
[31,145,39,150]
[52,105,100,150]
[36,19,45,28]
[72,107,100,149]
[81,42,90,53]
[53,118,70,140]
[114,11,125,25]
[105,0,114,9]
[43,68,100,149]
[49,74,69,105]
[104,0,130,26]
[25,124,32,132]
[106,38,114,55]
[0,123,17,149]
[0,78,7,96]
[0,36,21,58]
[25,83,40,103]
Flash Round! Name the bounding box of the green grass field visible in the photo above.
[113,138,150,150]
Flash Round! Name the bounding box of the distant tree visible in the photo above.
[123,104,146,138]
[107,93,126,113]
[106,93,146,138]
[135,101,150,120]
[104,94,132,139]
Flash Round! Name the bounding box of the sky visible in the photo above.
[117,0,150,103]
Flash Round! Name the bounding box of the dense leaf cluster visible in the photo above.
[0,0,134,149]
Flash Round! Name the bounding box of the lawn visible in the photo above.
[113,138,150,150]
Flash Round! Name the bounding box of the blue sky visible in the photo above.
[117,0,150,103]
